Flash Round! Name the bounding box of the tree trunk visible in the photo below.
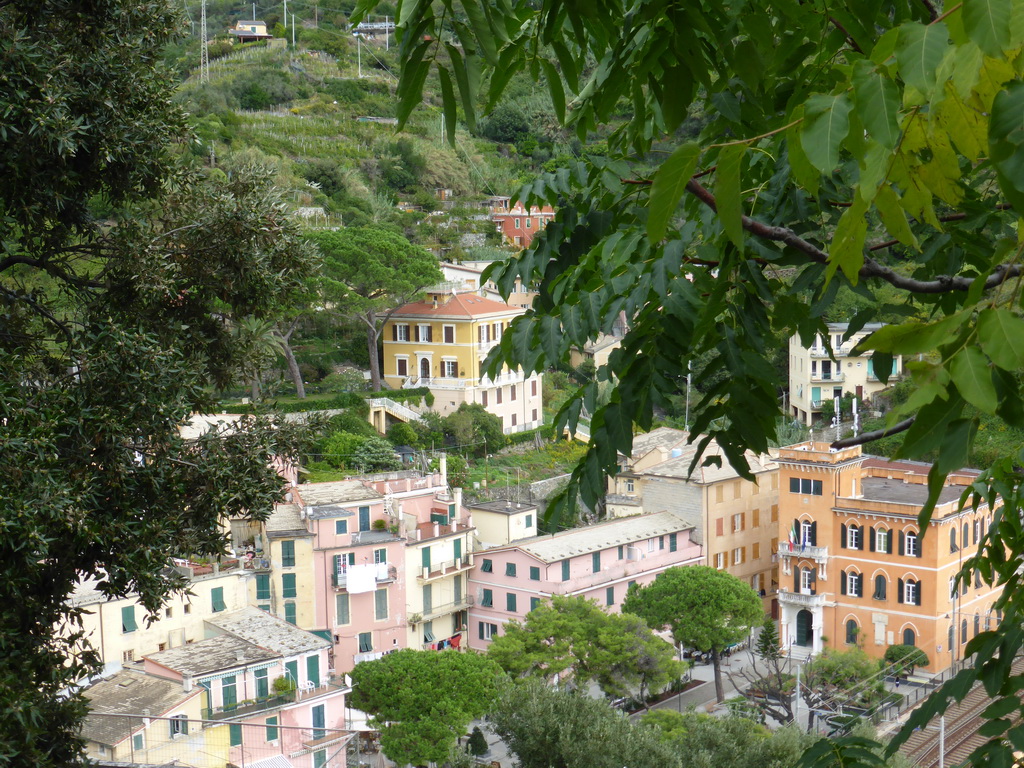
[250,377,260,401]
[365,312,382,391]
[278,321,305,399]
[712,648,725,702]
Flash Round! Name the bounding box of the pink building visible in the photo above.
[291,480,408,674]
[142,608,348,766]
[291,469,475,673]
[467,510,703,649]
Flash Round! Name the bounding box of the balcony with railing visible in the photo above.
[777,543,829,562]
[413,518,473,543]
[809,371,844,383]
[201,676,351,721]
[417,595,474,622]
[778,589,827,607]
[332,562,397,589]
[417,556,474,582]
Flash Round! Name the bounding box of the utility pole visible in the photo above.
[385,15,389,50]
[292,13,296,48]
[939,715,946,768]
[357,34,361,77]
[794,664,802,731]
[283,0,287,46]
[199,0,209,82]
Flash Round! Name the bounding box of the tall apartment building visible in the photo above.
[776,442,1001,670]
[466,510,703,650]
[788,323,904,425]
[606,427,780,614]
[381,288,543,434]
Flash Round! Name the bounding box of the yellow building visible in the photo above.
[607,427,780,613]
[788,323,904,425]
[261,504,317,628]
[382,289,543,434]
[776,443,1001,670]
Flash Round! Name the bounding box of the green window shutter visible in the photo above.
[454,538,462,561]
[211,587,226,613]
[561,560,570,581]
[530,597,540,611]
[265,716,279,742]
[526,514,533,528]
[121,606,137,633]
[332,554,341,586]
[482,559,493,572]
[606,586,614,606]
[335,519,348,535]
[255,667,268,699]
[669,533,678,552]
[505,562,517,577]
[306,654,320,687]
[529,566,540,580]
[221,675,237,708]
[375,589,388,620]
[229,723,242,747]
[421,546,431,570]
[592,552,601,572]
[282,573,297,598]
[358,632,372,652]
[285,660,298,686]
[255,574,270,600]
[284,601,296,625]
[506,592,517,612]
[336,593,350,625]
[482,589,493,607]
[358,506,370,531]
[281,540,295,567]
[618,545,624,559]
[313,749,327,768]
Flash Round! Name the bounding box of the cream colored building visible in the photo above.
[382,289,543,434]
[788,323,904,426]
[466,498,540,548]
[71,563,252,676]
[607,427,780,614]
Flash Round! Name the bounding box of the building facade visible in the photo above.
[607,427,781,614]
[490,200,555,249]
[466,510,703,650]
[788,323,904,425]
[381,289,543,433]
[776,442,1001,671]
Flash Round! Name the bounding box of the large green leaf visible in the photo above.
[800,93,853,173]
[989,80,1024,211]
[714,144,745,250]
[827,196,868,284]
[895,22,949,94]
[950,346,999,413]
[978,308,1024,370]
[964,0,1011,56]
[646,142,701,243]
[873,184,918,248]
[861,314,966,355]
[852,60,901,149]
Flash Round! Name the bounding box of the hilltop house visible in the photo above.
[381,288,543,434]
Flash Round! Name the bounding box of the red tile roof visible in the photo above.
[392,292,523,318]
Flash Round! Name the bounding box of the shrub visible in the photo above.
[467,726,489,756]
[352,436,402,472]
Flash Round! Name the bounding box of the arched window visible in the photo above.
[846,619,859,645]
[950,528,958,553]
[948,625,954,649]
[961,619,968,643]
[974,613,980,637]
[903,628,916,646]
[963,522,970,549]
[873,574,887,600]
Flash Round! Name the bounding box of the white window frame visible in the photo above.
[732,547,743,565]
[483,622,498,640]
[801,567,814,594]
[715,552,725,569]
[905,580,917,604]
[906,532,918,556]
[442,359,458,378]
[876,528,888,554]
[648,539,656,553]
[443,324,456,344]
[626,478,635,493]
[395,323,410,341]
[733,512,743,532]
[514,217,521,228]
[395,356,409,377]
[801,520,813,545]
[847,524,860,549]
[847,571,859,596]
[417,324,432,343]
[169,714,188,738]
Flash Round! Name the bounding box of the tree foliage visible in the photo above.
[802,649,888,731]
[487,594,682,699]
[348,649,504,766]
[353,0,1024,762]
[729,616,795,725]
[642,710,811,768]
[623,566,761,702]
[882,644,930,677]
[308,226,442,390]
[0,1,313,762]
[488,678,680,768]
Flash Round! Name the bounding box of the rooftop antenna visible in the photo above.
[199,0,209,82]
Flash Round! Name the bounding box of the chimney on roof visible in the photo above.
[183,674,192,692]
[432,296,438,309]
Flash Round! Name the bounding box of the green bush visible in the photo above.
[219,392,365,414]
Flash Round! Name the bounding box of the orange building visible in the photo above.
[776,442,1000,671]
[490,200,555,249]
